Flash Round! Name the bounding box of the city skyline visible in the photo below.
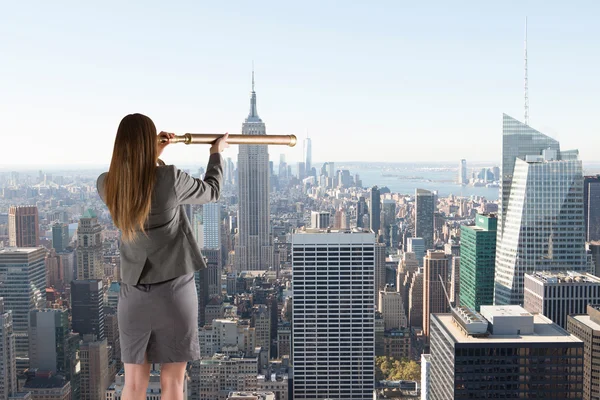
[2,2,600,166]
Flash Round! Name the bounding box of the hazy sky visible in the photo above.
[1,1,599,168]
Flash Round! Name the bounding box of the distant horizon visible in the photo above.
[3,159,600,172]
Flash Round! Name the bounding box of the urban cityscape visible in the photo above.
[2,3,600,400]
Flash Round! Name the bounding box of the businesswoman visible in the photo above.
[96,114,228,400]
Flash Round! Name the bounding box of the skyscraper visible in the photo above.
[422,250,451,338]
[458,159,467,185]
[202,203,221,250]
[292,229,375,400]
[0,248,46,365]
[378,286,407,330]
[303,137,312,174]
[8,206,39,247]
[235,72,273,271]
[524,271,600,329]
[430,306,584,399]
[369,186,381,235]
[459,214,497,311]
[584,175,600,242]
[567,304,600,400]
[76,209,103,280]
[356,196,368,229]
[79,336,109,400]
[495,115,588,305]
[415,189,434,250]
[51,223,69,252]
[71,280,105,341]
[406,237,425,267]
[0,298,16,400]
[28,309,80,397]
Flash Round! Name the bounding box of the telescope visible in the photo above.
[159,133,297,147]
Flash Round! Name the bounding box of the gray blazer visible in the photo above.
[96,153,224,285]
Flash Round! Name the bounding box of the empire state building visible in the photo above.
[235,73,273,271]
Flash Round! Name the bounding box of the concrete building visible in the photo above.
[382,328,411,360]
[422,250,451,338]
[235,74,273,272]
[276,324,291,359]
[415,189,434,250]
[292,229,375,400]
[524,271,600,329]
[79,336,109,400]
[567,304,600,400]
[23,374,71,400]
[0,248,46,368]
[310,212,330,229]
[421,354,430,400]
[76,210,103,280]
[378,286,407,330]
[8,206,39,248]
[226,393,274,400]
[430,305,584,399]
[189,355,258,400]
[459,214,497,311]
[408,268,423,329]
[0,299,16,400]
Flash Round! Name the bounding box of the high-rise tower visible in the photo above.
[76,209,103,280]
[303,136,312,176]
[415,189,435,250]
[495,115,588,305]
[235,71,273,271]
[8,206,39,248]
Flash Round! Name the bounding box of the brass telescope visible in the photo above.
[159,133,297,147]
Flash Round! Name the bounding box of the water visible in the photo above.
[337,162,501,200]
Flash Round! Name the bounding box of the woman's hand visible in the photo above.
[158,131,175,157]
[210,133,230,154]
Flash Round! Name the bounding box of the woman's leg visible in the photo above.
[123,361,151,400]
[160,362,187,400]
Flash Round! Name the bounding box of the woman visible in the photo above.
[96,113,228,400]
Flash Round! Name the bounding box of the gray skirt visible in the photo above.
[118,272,200,364]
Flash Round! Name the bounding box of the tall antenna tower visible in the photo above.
[524,17,529,125]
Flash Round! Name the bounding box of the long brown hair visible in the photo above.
[104,114,158,242]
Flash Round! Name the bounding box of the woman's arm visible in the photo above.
[174,153,224,204]
[173,133,229,204]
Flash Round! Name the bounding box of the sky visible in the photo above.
[1,1,599,168]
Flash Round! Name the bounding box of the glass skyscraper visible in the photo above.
[495,114,588,305]
[415,189,435,250]
[460,214,497,311]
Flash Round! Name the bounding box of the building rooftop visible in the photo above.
[0,247,43,255]
[526,271,600,284]
[571,315,600,331]
[299,227,373,234]
[434,312,582,344]
[227,392,275,400]
[24,376,68,389]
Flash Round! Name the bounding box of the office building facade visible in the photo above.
[292,229,375,400]
[459,214,497,311]
[430,305,584,399]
